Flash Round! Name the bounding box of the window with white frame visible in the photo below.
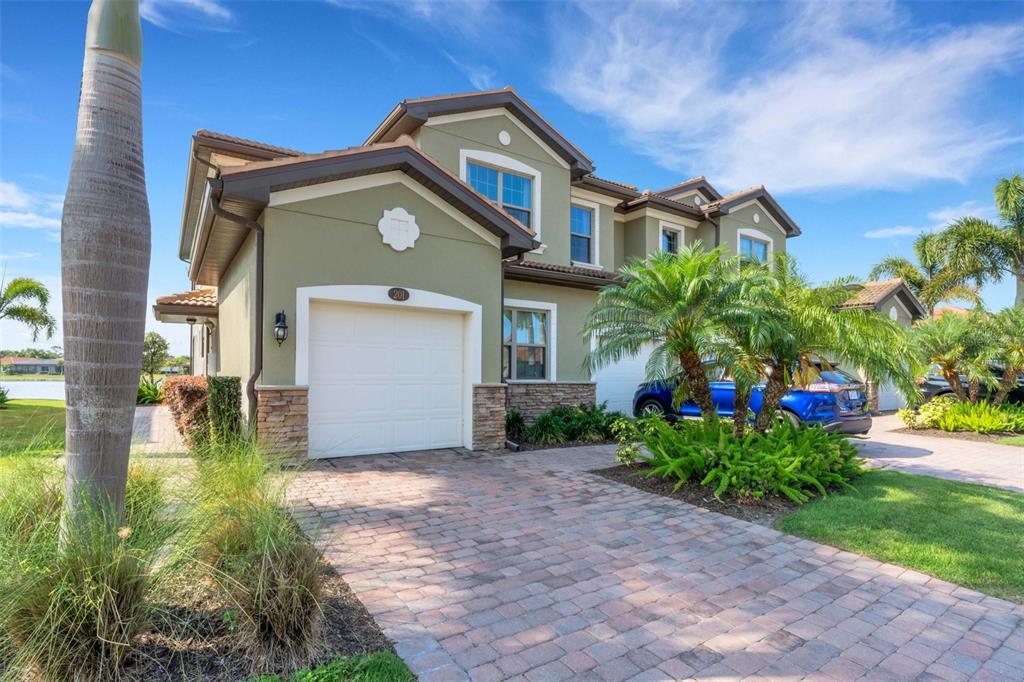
[570,205,594,264]
[661,226,681,254]
[739,234,770,262]
[503,307,549,380]
[466,160,533,228]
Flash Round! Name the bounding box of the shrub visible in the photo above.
[208,375,243,443]
[525,410,568,445]
[522,403,624,446]
[505,409,526,441]
[137,377,163,405]
[614,415,862,503]
[163,375,209,449]
[0,460,173,681]
[936,401,1024,434]
[0,385,8,409]
[898,394,956,429]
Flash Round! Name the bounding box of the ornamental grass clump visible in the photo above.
[522,403,624,445]
[0,458,173,681]
[936,401,1024,434]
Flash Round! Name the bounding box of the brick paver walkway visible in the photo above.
[290,446,1024,681]
[858,415,1024,493]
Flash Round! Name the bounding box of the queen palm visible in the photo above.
[988,307,1024,405]
[61,0,150,525]
[753,255,918,432]
[0,277,56,341]
[583,244,734,419]
[942,174,1024,308]
[869,231,981,315]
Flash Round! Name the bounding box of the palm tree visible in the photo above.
[583,244,734,419]
[0,276,56,341]
[753,256,918,432]
[61,0,150,526]
[942,174,1024,308]
[988,307,1024,405]
[869,232,981,315]
[910,311,995,403]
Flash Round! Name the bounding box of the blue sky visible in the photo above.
[2,0,1022,354]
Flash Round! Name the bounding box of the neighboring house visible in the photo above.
[154,87,802,458]
[0,356,63,375]
[840,278,927,411]
[932,304,971,319]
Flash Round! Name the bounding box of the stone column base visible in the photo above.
[472,384,507,451]
[506,382,597,423]
[256,385,308,459]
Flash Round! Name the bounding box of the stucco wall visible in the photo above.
[260,180,504,385]
[415,112,573,268]
[503,279,598,382]
[718,202,788,258]
[216,229,257,414]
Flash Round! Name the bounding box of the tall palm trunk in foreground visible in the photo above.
[61,0,149,525]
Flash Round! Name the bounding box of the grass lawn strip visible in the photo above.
[251,651,413,682]
[996,435,1024,447]
[0,399,65,456]
[778,470,1024,603]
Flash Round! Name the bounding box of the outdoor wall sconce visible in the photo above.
[274,311,288,346]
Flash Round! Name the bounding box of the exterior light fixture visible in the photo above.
[274,311,288,346]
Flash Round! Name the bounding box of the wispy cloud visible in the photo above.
[329,0,500,37]
[0,251,39,262]
[549,1,1024,194]
[864,199,999,239]
[443,51,498,90]
[140,0,233,30]
[0,180,62,231]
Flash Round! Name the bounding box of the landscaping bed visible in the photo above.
[592,464,797,526]
[893,427,1012,443]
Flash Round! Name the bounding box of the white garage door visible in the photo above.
[307,301,464,457]
[876,382,906,411]
[593,345,654,415]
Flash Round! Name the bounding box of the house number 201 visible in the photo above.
[388,287,410,302]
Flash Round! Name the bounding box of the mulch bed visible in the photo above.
[127,563,393,681]
[892,427,1015,443]
[592,464,798,528]
[511,438,616,452]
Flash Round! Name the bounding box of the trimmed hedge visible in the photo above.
[208,375,242,443]
[163,375,209,449]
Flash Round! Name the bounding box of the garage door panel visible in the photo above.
[308,301,465,457]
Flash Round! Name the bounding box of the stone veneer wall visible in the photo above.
[472,384,507,451]
[256,386,308,458]
[506,382,596,422]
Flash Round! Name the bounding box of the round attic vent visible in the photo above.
[498,130,511,146]
[693,195,702,205]
[753,212,761,223]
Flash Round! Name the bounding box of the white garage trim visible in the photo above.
[295,285,482,452]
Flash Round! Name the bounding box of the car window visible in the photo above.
[817,369,860,384]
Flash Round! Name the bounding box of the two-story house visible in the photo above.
[154,88,802,458]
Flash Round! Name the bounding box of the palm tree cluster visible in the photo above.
[584,244,916,437]
[911,307,1024,405]
[0,277,56,342]
[870,174,1024,314]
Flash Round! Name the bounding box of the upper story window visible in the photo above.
[740,235,770,262]
[661,226,681,254]
[503,307,548,380]
[466,160,533,228]
[570,205,594,264]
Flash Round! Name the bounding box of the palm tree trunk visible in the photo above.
[992,369,1020,406]
[679,351,714,418]
[754,363,788,433]
[941,369,967,402]
[732,386,750,438]
[61,0,148,527]
[968,379,980,404]
[1016,272,1024,309]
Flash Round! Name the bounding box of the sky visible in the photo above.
[1,0,1022,355]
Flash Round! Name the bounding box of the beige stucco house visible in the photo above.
[154,88,803,458]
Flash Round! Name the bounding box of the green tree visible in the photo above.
[942,174,1024,308]
[0,277,57,342]
[910,311,995,403]
[61,0,149,526]
[869,232,981,315]
[753,256,918,432]
[141,332,169,383]
[583,244,735,419]
[988,307,1024,405]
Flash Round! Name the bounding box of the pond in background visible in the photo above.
[1,381,66,401]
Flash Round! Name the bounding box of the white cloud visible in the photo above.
[0,211,60,229]
[0,180,32,210]
[140,0,232,30]
[0,251,39,261]
[0,180,62,231]
[330,0,499,37]
[863,226,921,239]
[549,1,1024,194]
[443,51,498,90]
[864,199,999,238]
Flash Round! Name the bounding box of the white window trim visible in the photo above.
[659,220,684,253]
[570,197,601,269]
[459,149,543,246]
[738,227,774,261]
[294,285,483,455]
[503,298,557,382]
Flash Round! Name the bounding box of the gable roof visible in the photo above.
[840,279,927,320]
[621,191,704,220]
[700,185,801,237]
[365,87,595,178]
[152,288,218,322]
[655,176,723,202]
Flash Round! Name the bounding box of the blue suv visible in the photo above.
[632,367,872,434]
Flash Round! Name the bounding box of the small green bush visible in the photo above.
[137,377,163,405]
[252,651,414,682]
[505,409,526,441]
[936,401,1024,434]
[0,385,9,409]
[208,375,243,443]
[522,403,624,446]
[898,394,956,429]
[614,416,862,503]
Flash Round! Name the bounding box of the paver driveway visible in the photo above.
[290,446,1024,681]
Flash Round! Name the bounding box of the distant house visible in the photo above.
[0,356,64,375]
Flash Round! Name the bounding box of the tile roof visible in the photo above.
[195,129,304,157]
[840,279,906,308]
[701,185,765,211]
[1,356,60,365]
[654,176,722,200]
[155,288,218,308]
[506,259,620,281]
[580,175,639,192]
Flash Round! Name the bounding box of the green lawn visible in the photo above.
[0,374,66,381]
[778,470,1024,602]
[251,652,414,682]
[0,399,66,456]
[996,435,1024,447]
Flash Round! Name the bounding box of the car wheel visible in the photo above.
[637,399,666,417]
[777,410,801,428]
